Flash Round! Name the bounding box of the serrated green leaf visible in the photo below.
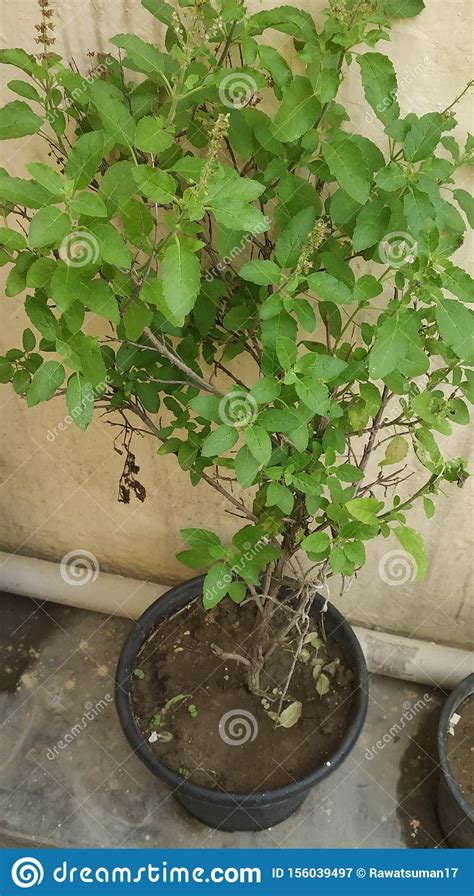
[0,101,42,139]
[393,525,427,580]
[358,53,399,126]
[27,360,64,407]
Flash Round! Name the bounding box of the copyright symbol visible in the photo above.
[356,868,366,878]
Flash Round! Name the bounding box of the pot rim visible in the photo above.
[115,574,369,806]
[437,672,474,822]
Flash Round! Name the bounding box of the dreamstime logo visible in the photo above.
[205,217,270,283]
[379,231,418,268]
[365,694,432,759]
[60,550,100,587]
[379,550,417,586]
[219,73,258,109]
[46,694,113,760]
[59,230,100,267]
[219,391,258,428]
[11,857,44,888]
[219,709,258,745]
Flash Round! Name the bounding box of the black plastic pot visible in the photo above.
[115,574,369,832]
[436,672,474,848]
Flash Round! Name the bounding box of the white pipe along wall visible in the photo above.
[0,551,472,690]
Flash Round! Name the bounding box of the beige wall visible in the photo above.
[0,0,472,646]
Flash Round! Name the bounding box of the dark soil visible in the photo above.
[447,694,474,806]
[131,597,357,793]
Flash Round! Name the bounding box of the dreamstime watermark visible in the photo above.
[11,857,44,889]
[365,55,432,124]
[379,231,418,268]
[59,230,100,267]
[60,550,100,587]
[205,217,270,283]
[46,375,110,442]
[204,538,268,607]
[365,694,432,760]
[379,550,417,586]
[46,695,113,761]
[219,709,258,745]
[219,72,259,109]
[219,391,258,428]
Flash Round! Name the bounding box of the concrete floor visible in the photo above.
[0,591,449,849]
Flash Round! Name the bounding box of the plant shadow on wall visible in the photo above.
[0,0,473,828]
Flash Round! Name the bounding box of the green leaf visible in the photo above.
[442,265,474,304]
[436,299,474,362]
[272,76,321,143]
[88,80,135,149]
[26,162,64,196]
[383,0,425,17]
[345,497,384,524]
[80,279,120,324]
[22,329,36,352]
[369,311,421,379]
[374,162,406,192]
[0,175,55,208]
[50,263,84,312]
[239,259,281,285]
[0,48,44,78]
[250,377,281,404]
[7,79,41,103]
[134,116,174,154]
[301,531,330,554]
[132,165,177,203]
[276,335,297,370]
[162,239,201,326]
[267,481,294,514]
[203,563,232,610]
[295,378,330,414]
[453,189,474,228]
[123,302,152,340]
[275,207,317,268]
[234,444,260,487]
[27,360,65,407]
[246,425,272,465]
[140,0,175,27]
[307,272,352,304]
[26,257,56,288]
[0,101,42,139]
[29,207,71,249]
[181,528,221,549]
[380,435,409,466]
[228,581,247,604]
[69,192,108,218]
[0,226,26,252]
[249,7,317,43]
[65,131,105,190]
[88,222,132,267]
[352,199,390,252]
[110,33,168,75]
[210,199,269,233]
[393,525,427,580]
[66,373,95,431]
[202,425,239,457]
[404,113,444,162]
[358,53,399,126]
[322,137,370,204]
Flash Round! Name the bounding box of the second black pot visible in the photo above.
[115,574,369,832]
[436,672,474,848]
